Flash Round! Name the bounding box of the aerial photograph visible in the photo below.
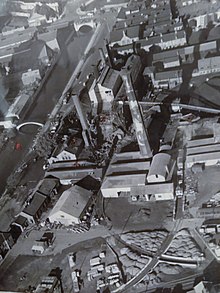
[1,0,220,292]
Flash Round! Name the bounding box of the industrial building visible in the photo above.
[48,185,93,225]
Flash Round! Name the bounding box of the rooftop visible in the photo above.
[49,185,92,219]
[23,192,47,216]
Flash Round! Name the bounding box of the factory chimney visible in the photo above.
[121,69,152,158]
[71,93,91,147]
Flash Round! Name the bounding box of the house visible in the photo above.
[48,138,83,165]
[11,39,54,75]
[152,69,183,89]
[192,56,220,77]
[20,191,49,224]
[48,185,93,225]
[0,26,37,50]
[152,50,181,69]
[37,178,59,198]
[109,26,139,46]
[37,30,60,52]
[96,65,122,112]
[21,68,41,86]
[5,93,31,122]
[10,215,28,234]
[0,232,14,261]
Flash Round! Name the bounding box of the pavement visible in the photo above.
[0,225,112,282]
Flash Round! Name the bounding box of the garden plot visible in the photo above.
[119,247,151,281]
[164,229,202,259]
[120,230,168,254]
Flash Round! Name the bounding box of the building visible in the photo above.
[48,185,93,225]
[46,163,102,185]
[37,178,59,198]
[96,66,122,112]
[37,30,60,52]
[48,139,83,165]
[20,191,49,224]
[151,69,183,89]
[35,275,61,293]
[192,56,220,77]
[0,27,37,50]
[21,68,41,86]
[0,231,14,261]
[10,215,28,235]
[187,281,220,293]
[5,93,31,122]
[32,232,55,254]
[109,26,139,46]
[186,141,220,168]
[101,151,175,200]
[147,153,174,183]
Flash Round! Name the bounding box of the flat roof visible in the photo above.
[186,151,220,163]
[106,161,150,176]
[130,182,174,195]
[102,173,146,189]
[187,143,220,156]
[186,137,215,147]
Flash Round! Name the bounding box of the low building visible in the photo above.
[152,69,183,89]
[37,178,59,198]
[45,164,102,185]
[101,151,175,200]
[192,56,220,77]
[32,232,55,254]
[147,153,174,183]
[48,185,94,225]
[96,65,122,112]
[186,143,220,168]
[48,140,83,165]
[109,26,139,46]
[0,232,14,261]
[10,215,28,233]
[35,275,61,293]
[37,30,60,52]
[5,93,31,122]
[21,68,41,86]
[20,192,49,224]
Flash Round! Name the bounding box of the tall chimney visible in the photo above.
[99,48,106,65]
[121,70,152,158]
[106,42,114,69]
[71,93,91,147]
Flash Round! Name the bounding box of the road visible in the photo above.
[112,221,182,293]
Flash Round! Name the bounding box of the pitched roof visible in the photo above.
[23,192,47,216]
[49,185,92,219]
